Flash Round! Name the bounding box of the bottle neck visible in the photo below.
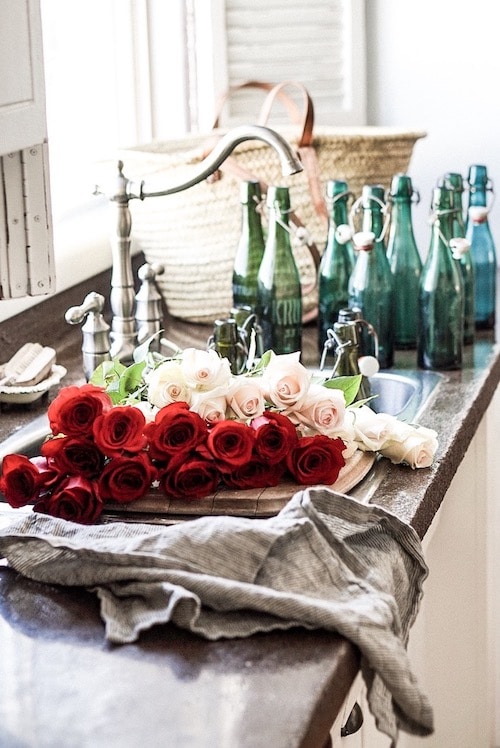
[468,185,489,208]
[451,192,466,238]
[330,196,349,228]
[390,198,414,229]
[362,206,385,245]
[266,201,292,252]
[429,210,455,254]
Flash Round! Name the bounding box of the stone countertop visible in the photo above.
[0,263,499,747]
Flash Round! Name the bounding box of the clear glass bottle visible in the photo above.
[418,186,464,370]
[317,179,354,356]
[441,172,475,344]
[465,164,497,330]
[257,186,302,354]
[232,180,266,311]
[348,184,395,369]
[386,174,422,349]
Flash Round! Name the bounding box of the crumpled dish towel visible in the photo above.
[0,487,432,745]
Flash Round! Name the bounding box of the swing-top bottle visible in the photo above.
[257,186,302,354]
[465,164,496,330]
[232,180,266,311]
[318,179,354,356]
[441,172,475,344]
[386,174,422,349]
[418,186,464,370]
[348,184,395,368]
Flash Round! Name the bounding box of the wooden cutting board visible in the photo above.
[102,450,376,522]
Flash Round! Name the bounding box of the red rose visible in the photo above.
[206,420,255,468]
[251,411,299,464]
[97,453,157,503]
[286,435,346,485]
[41,436,105,478]
[144,402,207,461]
[0,454,45,507]
[221,457,286,490]
[93,405,147,457]
[48,384,113,437]
[36,475,103,524]
[159,453,220,500]
[30,456,60,490]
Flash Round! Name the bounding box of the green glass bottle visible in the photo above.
[465,164,497,330]
[348,184,395,369]
[386,174,422,349]
[257,186,302,354]
[441,172,475,345]
[232,181,266,311]
[318,180,354,356]
[418,186,464,370]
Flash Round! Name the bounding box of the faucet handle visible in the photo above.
[65,292,106,326]
[65,292,111,381]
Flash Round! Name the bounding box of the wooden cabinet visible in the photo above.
[331,388,500,747]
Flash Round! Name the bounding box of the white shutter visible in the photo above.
[193,0,366,129]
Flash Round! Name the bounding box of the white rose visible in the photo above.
[146,360,192,408]
[290,383,346,436]
[226,377,265,422]
[380,425,439,468]
[349,405,399,452]
[180,348,232,391]
[262,352,312,410]
[190,386,228,425]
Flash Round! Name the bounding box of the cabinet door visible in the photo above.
[0,0,47,154]
[0,0,54,299]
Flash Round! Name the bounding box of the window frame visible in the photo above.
[0,0,367,322]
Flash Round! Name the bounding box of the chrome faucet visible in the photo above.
[95,125,303,363]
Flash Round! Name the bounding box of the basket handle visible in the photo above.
[211,80,303,129]
[256,81,327,224]
[257,80,314,148]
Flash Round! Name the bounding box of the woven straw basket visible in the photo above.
[122,123,426,324]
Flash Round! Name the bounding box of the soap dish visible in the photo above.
[0,364,67,405]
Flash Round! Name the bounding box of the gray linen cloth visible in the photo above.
[0,487,433,745]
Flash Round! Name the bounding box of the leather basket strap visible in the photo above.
[257,81,327,223]
[211,80,303,129]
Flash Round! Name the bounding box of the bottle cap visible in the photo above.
[441,172,464,192]
[338,307,362,323]
[431,186,453,211]
[353,231,375,251]
[468,206,488,224]
[240,180,261,204]
[389,173,413,198]
[326,179,349,198]
[358,356,380,378]
[467,164,489,187]
[335,224,353,244]
[266,185,290,209]
[361,184,385,208]
[449,237,471,259]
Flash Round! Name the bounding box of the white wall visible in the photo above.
[365,0,500,256]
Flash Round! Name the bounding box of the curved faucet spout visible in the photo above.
[130,125,303,201]
[96,123,303,365]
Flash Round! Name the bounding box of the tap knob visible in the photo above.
[65,292,111,380]
[135,263,165,350]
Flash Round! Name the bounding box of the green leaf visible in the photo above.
[246,349,273,376]
[90,359,126,388]
[322,374,362,406]
[133,332,164,364]
[117,361,147,399]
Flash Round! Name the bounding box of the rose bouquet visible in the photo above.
[0,349,438,524]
